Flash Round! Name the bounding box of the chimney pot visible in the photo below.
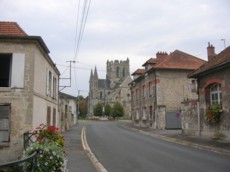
[207,42,215,61]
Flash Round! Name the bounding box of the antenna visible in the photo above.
[221,39,226,48]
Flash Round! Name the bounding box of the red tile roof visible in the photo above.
[189,46,230,77]
[142,58,161,66]
[131,68,145,76]
[154,50,206,70]
[0,21,27,36]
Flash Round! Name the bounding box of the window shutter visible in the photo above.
[0,105,10,142]
[46,69,50,96]
[50,73,53,98]
[11,53,25,88]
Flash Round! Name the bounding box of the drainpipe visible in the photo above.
[154,70,158,129]
[197,101,201,136]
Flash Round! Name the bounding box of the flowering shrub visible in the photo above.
[205,104,222,126]
[24,124,66,171]
[25,141,64,172]
[32,124,64,147]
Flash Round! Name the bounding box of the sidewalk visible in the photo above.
[126,123,230,155]
[63,124,97,172]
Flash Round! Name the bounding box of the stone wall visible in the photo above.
[181,100,199,134]
[0,39,59,163]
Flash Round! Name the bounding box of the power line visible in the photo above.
[74,0,91,61]
[56,63,106,72]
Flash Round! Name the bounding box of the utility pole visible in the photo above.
[59,60,75,91]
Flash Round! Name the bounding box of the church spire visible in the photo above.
[89,69,93,81]
[94,66,98,80]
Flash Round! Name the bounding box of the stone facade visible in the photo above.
[184,45,230,140]
[0,24,60,163]
[130,50,205,129]
[59,92,77,131]
[88,58,132,118]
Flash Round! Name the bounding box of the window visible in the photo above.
[210,84,222,105]
[136,89,138,101]
[136,109,139,120]
[123,68,126,77]
[0,54,11,87]
[49,71,52,95]
[190,79,197,92]
[142,85,145,98]
[0,104,10,144]
[148,82,152,96]
[47,106,51,126]
[53,108,56,126]
[65,105,68,119]
[116,67,120,77]
[100,91,103,99]
[142,107,147,120]
[53,77,57,99]
[0,53,25,88]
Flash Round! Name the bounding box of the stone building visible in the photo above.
[0,22,60,163]
[130,51,205,129]
[182,44,230,140]
[59,92,77,131]
[88,58,132,118]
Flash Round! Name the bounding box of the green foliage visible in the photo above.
[93,103,103,116]
[205,104,222,126]
[25,141,64,172]
[105,104,112,116]
[24,124,65,171]
[32,124,64,147]
[112,102,124,119]
[79,99,88,118]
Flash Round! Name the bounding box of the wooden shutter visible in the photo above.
[11,53,25,88]
[0,104,10,143]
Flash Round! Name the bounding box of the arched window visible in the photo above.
[210,84,222,105]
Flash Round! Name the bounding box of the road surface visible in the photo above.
[85,121,230,172]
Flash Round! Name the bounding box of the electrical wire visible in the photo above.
[73,0,91,61]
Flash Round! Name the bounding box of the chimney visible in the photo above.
[207,42,215,61]
[156,51,168,61]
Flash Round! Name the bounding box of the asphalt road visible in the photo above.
[85,121,230,172]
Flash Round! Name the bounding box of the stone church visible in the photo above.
[88,58,132,118]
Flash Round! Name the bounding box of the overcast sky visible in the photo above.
[1,0,229,97]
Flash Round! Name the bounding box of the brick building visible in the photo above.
[130,51,205,129]
[0,22,60,163]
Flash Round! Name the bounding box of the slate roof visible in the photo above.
[189,46,230,77]
[98,79,110,89]
[59,92,77,99]
[0,21,27,36]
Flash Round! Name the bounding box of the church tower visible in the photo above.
[106,58,130,88]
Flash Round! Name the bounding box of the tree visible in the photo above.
[93,103,103,116]
[111,102,124,119]
[105,104,112,116]
[79,99,88,118]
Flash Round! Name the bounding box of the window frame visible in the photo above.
[210,84,222,105]
[0,104,10,146]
